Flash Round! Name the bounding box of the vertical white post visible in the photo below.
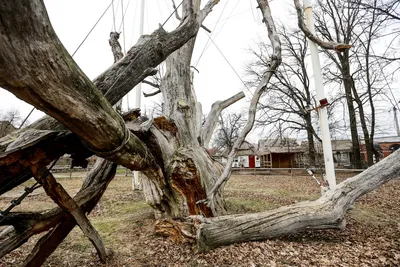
[394,107,400,136]
[304,0,336,189]
[132,0,145,191]
[135,0,145,110]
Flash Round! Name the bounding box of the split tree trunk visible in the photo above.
[0,0,220,195]
[141,2,227,218]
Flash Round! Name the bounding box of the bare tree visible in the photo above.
[357,0,400,21]
[350,0,398,163]
[353,0,400,78]
[0,108,20,138]
[312,0,366,168]
[211,111,247,153]
[246,27,326,166]
[314,0,398,166]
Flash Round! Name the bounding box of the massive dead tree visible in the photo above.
[0,0,399,265]
[0,0,223,263]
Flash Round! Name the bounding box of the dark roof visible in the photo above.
[221,140,260,157]
[331,140,353,152]
[258,138,305,154]
[362,136,400,143]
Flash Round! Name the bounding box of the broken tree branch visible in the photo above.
[142,80,160,88]
[171,0,182,21]
[109,31,124,110]
[109,32,124,63]
[0,0,162,174]
[172,0,212,33]
[142,79,161,97]
[199,0,282,208]
[201,92,245,148]
[143,89,162,97]
[293,0,352,52]
[199,0,220,22]
[0,131,90,195]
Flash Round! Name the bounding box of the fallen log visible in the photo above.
[195,149,400,251]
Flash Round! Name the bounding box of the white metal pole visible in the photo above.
[135,0,145,110]
[132,0,145,191]
[304,0,336,189]
[394,107,400,136]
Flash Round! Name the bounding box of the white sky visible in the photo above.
[0,0,291,142]
[0,0,398,142]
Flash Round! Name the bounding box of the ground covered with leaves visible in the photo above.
[1,172,399,266]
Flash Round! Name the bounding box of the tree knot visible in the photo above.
[177,99,190,110]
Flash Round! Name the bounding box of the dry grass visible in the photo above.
[1,173,399,266]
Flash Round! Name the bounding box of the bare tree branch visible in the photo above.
[201,92,245,148]
[143,89,162,97]
[0,158,117,261]
[199,0,220,22]
[142,80,160,89]
[171,0,182,21]
[200,0,282,207]
[172,0,212,33]
[31,165,107,262]
[293,0,352,52]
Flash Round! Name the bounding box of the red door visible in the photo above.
[249,155,255,168]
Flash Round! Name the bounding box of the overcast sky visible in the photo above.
[0,0,398,141]
[0,0,292,141]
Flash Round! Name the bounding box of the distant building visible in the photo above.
[220,141,260,168]
[329,140,353,168]
[258,138,305,168]
[258,138,354,169]
[216,137,358,169]
[360,136,400,163]
[302,140,353,168]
